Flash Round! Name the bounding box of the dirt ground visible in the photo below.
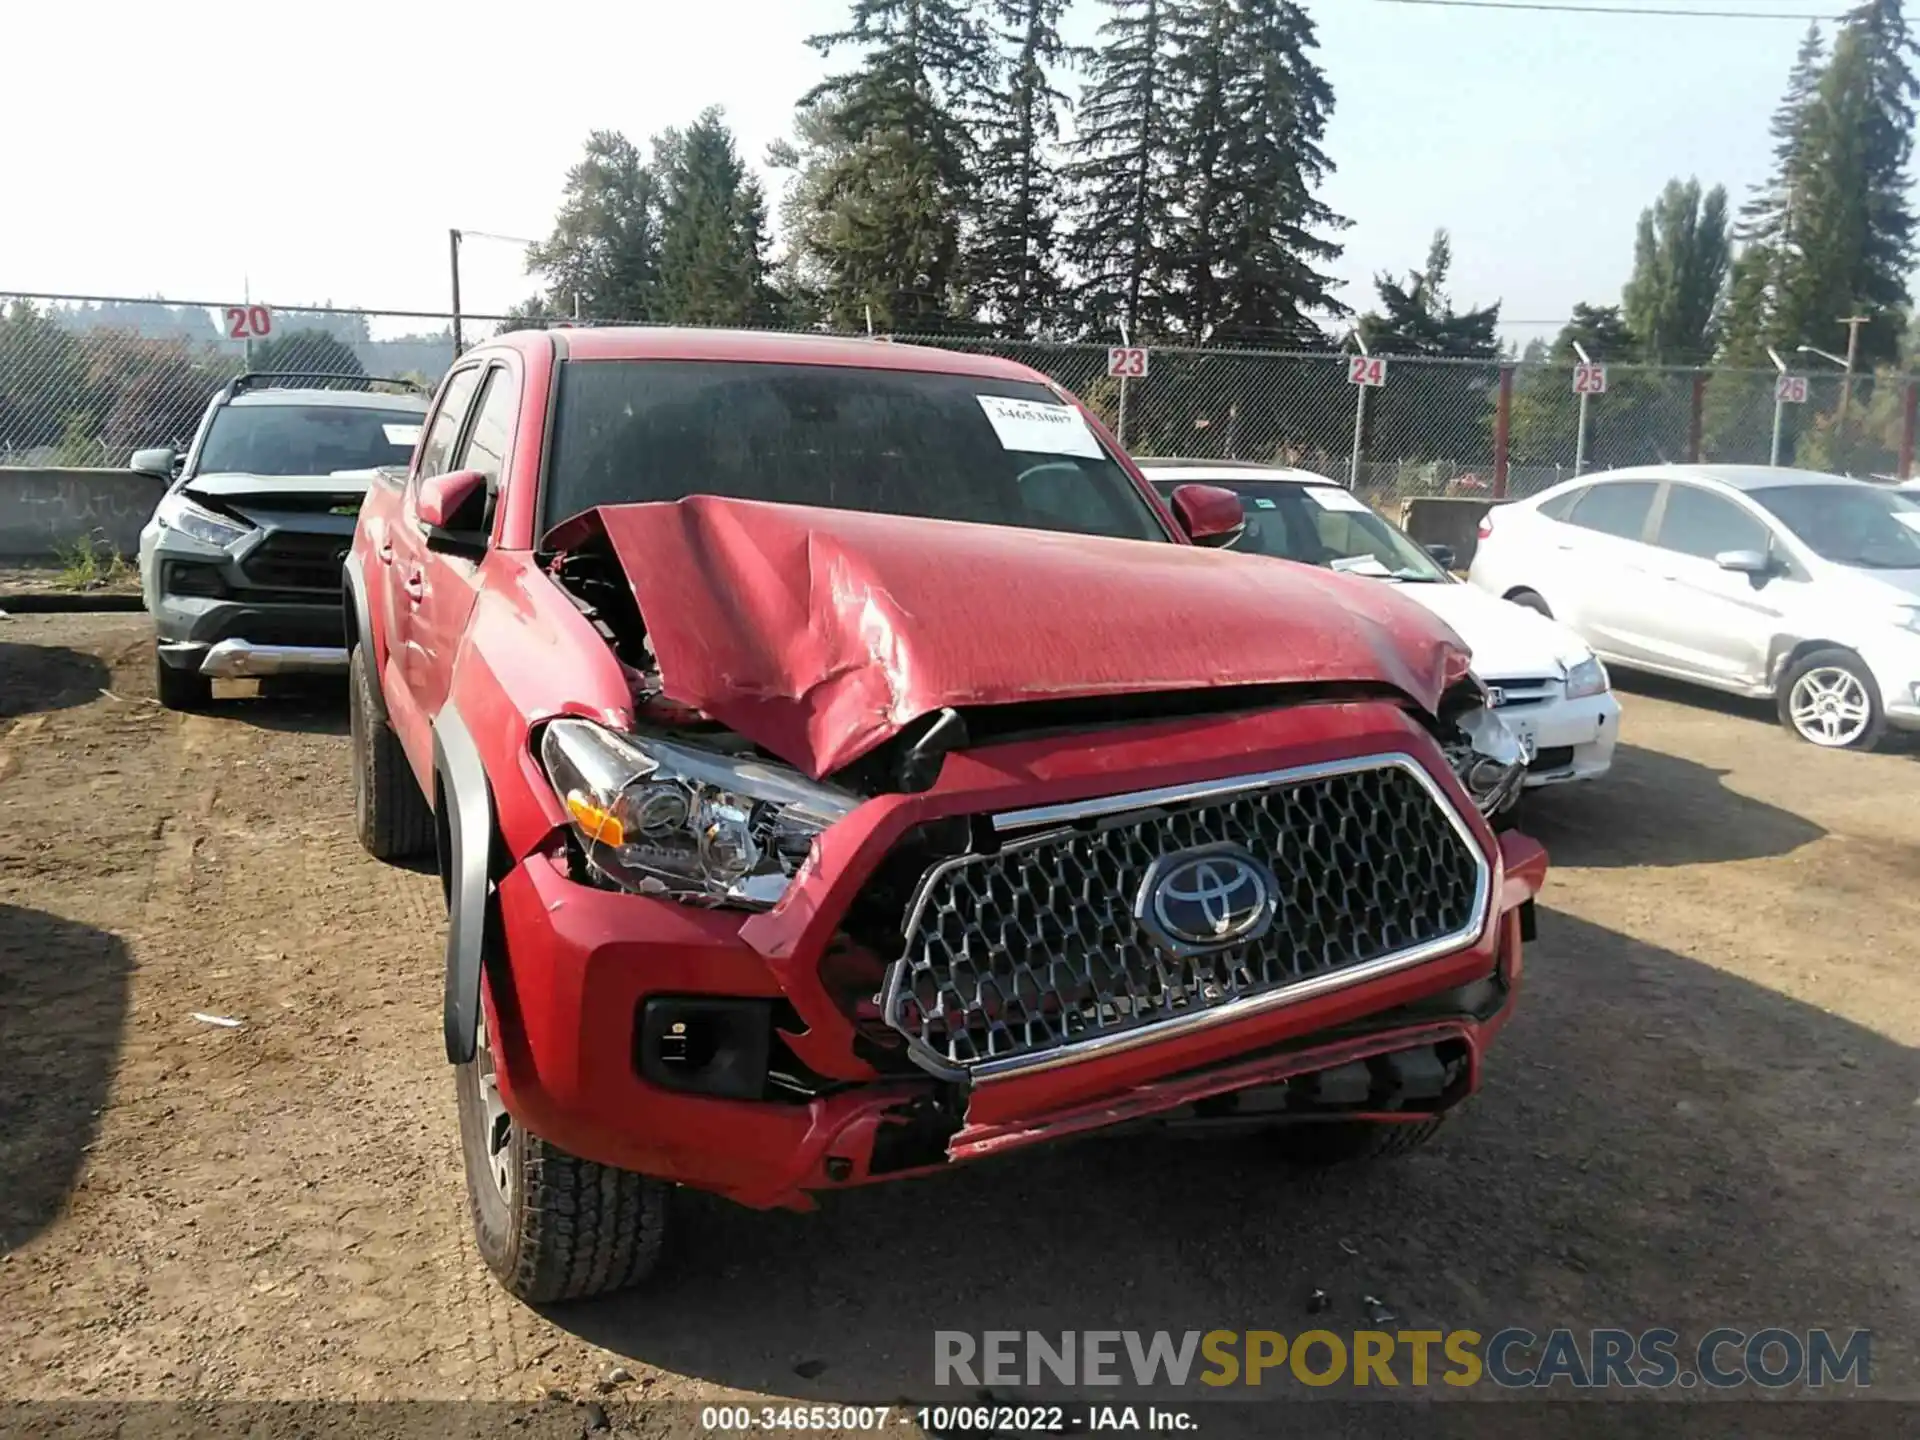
[2,613,1918,1425]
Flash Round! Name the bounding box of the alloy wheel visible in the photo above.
[1788,666,1871,748]
[473,1012,515,1205]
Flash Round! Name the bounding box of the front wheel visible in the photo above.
[1778,649,1887,751]
[1268,1116,1446,1168]
[457,1012,672,1302]
[350,644,434,860]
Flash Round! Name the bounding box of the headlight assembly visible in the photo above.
[155,490,252,548]
[1443,703,1531,818]
[538,718,858,908]
[1564,653,1611,699]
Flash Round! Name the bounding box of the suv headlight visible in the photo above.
[1564,653,1610,699]
[538,718,858,909]
[155,490,252,548]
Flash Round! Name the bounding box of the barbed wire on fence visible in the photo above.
[2,290,1912,500]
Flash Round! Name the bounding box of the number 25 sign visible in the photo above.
[1572,363,1608,396]
[1347,355,1387,388]
[224,305,274,341]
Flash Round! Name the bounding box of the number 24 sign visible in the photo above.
[1347,355,1387,388]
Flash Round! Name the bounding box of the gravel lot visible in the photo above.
[2,613,1917,1426]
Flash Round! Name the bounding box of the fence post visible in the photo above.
[1688,371,1707,463]
[1492,365,1514,499]
[1902,379,1918,481]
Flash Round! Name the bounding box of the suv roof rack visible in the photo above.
[223,372,429,401]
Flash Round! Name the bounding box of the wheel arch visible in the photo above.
[343,561,386,723]
[434,702,499,1065]
[1769,637,1873,693]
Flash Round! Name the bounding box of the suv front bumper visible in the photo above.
[482,701,1550,1210]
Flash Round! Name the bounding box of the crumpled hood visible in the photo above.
[562,496,1474,779]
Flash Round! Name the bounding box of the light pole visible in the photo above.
[1797,342,1851,453]
[1572,340,1594,476]
[1767,347,1789,467]
[1348,329,1369,490]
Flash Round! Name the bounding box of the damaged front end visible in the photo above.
[1437,680,1531,821]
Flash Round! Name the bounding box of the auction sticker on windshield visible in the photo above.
[1305,486,1373,514]
[383,423,422,446]
[977,395,1103,459]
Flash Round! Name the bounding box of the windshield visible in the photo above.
[1153,477,1450,581]
[1751,484,1920,570]
[196,404,424,477]
[542,360,1168,543]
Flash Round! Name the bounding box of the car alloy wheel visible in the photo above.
[1788,666,1872,747]
[472,1011,515,1206]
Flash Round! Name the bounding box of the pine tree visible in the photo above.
[1738,22,1826,251]
[1622,178,1731,364]
[970,0,1073,336]
[654,108,776,327]
[526,131,663,321]
[782,0,991,331]
[1184,0,1348,346]
[1359,230,1498,359]
[1063,0,1178,340]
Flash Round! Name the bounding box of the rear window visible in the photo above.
[540,360,1167,543]
[196,404,423,477]
[1566,481,1657,540]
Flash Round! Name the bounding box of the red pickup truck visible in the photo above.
[345,327,1547,1303]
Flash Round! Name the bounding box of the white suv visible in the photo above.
[1469,464,1920,750]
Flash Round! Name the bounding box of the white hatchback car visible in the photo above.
[1139,461,1619,788]
[1469,464,1920,750]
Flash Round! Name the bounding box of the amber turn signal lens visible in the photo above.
[565,790,626,847]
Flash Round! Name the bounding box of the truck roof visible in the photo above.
[496,325,1054,385]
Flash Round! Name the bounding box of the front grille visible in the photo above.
[240,531,349,592]
[880,757,1488,1079]
[1487,677,1560,709]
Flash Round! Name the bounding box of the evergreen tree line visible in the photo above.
[511,0,1350,346]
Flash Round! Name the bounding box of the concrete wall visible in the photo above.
[1399,496,1509,571]
[0,468,164,559]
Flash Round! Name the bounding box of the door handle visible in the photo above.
[403,571,424,602]
[377,540,394,564]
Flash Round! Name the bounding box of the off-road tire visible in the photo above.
[350,643,433,860]
[1506,589,1552,618]
[1269,1116,1446,1168]
[154,649,212,711]
[1776,647,1888,752]
[456,1051,671,1303]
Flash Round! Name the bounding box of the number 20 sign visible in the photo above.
[1347,355,1387,387]
[224,305,274,341]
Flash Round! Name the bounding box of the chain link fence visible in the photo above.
[4,292,1912,502]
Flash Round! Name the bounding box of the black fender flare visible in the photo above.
[342,562,386,724]
[434,703,493,1065]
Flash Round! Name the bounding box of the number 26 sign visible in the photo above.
[1347,355,1387,388]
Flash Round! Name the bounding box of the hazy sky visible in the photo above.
[0,1,1855,341]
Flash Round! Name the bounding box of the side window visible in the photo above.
[1566,481,1657,541]
[416,367,483,479]
[1537,487,1584,521]
[455,368,518,496]
[1655,485,1771,560]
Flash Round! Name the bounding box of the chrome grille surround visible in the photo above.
[879,754,1492,1081]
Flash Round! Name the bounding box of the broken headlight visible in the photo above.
[1443,703,1531,818]
[538,718,858,909]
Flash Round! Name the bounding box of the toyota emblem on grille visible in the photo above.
[1135,844,1279,954]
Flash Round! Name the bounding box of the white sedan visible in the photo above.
[1140,461,1619,787]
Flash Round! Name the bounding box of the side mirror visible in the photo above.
[1169,483,1246,548]
[1426,543,1457,571]
[130,447,177,479]
[418,468,489,557]
[1715,548,1772,576]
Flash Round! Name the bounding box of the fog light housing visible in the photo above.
[163,561,228,598]
[635,997,773,1099]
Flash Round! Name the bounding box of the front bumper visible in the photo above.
[1489,686,1619,788]
[142,516,349,670]
[1860,630,1920,732]
[482,701,1550,1211]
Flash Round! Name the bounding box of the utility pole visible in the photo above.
[449,229,465,355]
[1838,314,1869,425]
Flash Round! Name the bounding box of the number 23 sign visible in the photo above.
[1108,346,1149,379]
[1347,355,1387,388]
[225,305,274,340]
